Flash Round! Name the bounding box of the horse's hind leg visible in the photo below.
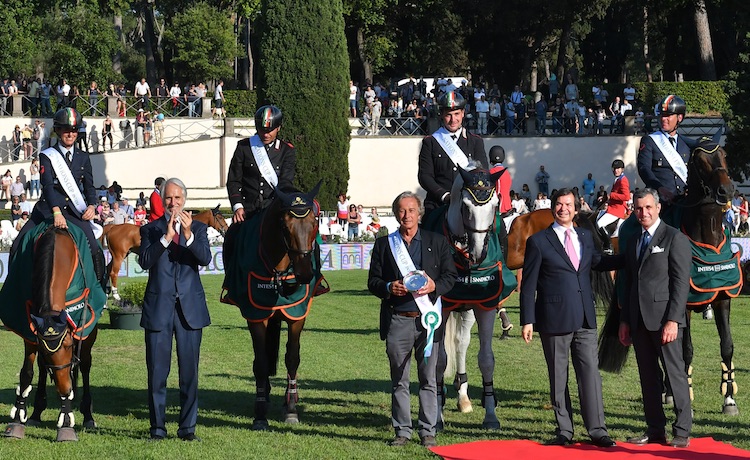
[3,343,37,438]
[475,307,500,430]
[80,329,98,429]
[248,321,271,430]
[283,318,307,424]
[714,300,738,415]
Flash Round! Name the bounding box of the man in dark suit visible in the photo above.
[11,107,106,287]
[368,191,457,448]
[418,91,488,215]
[637,95,695,205]
[139,177,212,441]
[520,188,616,448]
[618,188,692,448]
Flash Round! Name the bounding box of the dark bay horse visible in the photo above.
[3,228,98,441]
[599,139,740,415]
[220,182,325,430]
[102,205,229,299]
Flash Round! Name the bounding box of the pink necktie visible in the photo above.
[564,228,579,270]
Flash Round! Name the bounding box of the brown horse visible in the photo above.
[599,139,740,415]
[4,227,98,441]
[101,205,229,299]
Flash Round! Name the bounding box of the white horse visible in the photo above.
[430,165,511,430]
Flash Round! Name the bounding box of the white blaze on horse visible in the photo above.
[425,165,516,430]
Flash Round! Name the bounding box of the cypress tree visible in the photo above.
[256,0,351,209]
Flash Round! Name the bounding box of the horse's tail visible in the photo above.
[266,315,283,377]
[591,269,614,309]
[32,227,58,315]
[597,287,630,373]
[443,312,457,378]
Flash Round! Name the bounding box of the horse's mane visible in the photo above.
[32,227,59,315]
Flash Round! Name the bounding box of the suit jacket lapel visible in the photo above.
[545,226,575,271]
[639,223,666,267]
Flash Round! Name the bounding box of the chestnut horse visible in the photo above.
[101,205,229,299]
[3,228,98,441]
[599,139,740,415]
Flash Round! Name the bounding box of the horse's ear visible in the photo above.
[490,168,506,183]
[308,180,323,199]
[275,187,291,205]
[458,167,472,184]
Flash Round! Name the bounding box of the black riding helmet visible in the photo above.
[611,159,625,169]
[53,107,82,130]
[656,95,686,117]
[255,105,283,131]
[438,91,466,111]
[489,145,506,164]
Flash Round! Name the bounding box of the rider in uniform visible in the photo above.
[596,159,630,253]
[11,107,106,288]
[418,91,488,217]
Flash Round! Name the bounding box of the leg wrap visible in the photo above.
[437,380,446,409]
[453,373,468,392]
[285,374,298,406]
[57,392,75,428]
[10,385,32,423]
[687,365,694,401]
[481,381,496,409]
[721,361,738,398]
[497,309,513,331]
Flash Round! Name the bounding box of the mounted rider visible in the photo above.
[418,91,488,218]
[11,107,107,290]
[596,159,630,253]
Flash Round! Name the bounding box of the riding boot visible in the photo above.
[597,225,613,254]
[93,249,109,293]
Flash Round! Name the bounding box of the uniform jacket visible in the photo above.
[139,217,212,331]
[418,129,488,211]
[520,226,600,334]
[368,228,457,339]
[149,189,164,222]
[226,136,296,215]
[490,164,512,214]
[620,222,690,332]
[35,144,96,219]
[637,134,696,197]
[606,174,630,219]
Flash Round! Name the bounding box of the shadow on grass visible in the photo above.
[327,289,371,297]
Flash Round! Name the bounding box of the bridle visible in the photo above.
[682,145,731,208]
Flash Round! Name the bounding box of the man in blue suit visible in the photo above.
[139,177,212,441]
[520,188,616,448]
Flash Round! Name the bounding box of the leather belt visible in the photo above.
[393,311,420,318]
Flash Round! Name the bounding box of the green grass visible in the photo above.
[1,270,750,458]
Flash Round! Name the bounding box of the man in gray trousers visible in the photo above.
[368,191,456,448]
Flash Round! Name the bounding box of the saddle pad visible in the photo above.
[687,228,743,306]
[0,221,106,343]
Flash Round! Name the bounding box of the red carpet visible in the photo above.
[430,437,750,460]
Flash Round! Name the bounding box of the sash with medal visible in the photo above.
[432,127,469,169]
[650,131,687,184]
[250,135,279,188]
[387,231,442,359]
[41,147,103,239]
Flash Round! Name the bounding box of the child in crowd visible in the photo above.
[134,203,147,226]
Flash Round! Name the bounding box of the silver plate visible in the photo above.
[403,271,428,292]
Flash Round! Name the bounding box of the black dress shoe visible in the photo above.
[389,436,409,447]
[592,435,617,448]
[626,433,667,445]
[149,434,165,442]
[670,435,690,448]
[545,434,572,446]
[180,433,202,442]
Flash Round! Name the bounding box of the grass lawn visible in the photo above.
[1,270,749,459]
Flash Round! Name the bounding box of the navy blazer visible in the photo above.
[36,145,97,219]
[418,130,488,211]
[139,217,212,331]
[520,225,600,334]
[637,133,696,198]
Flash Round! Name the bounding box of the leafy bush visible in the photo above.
[110,281,147,313]
[224,89,257,118]
[631,81,730,116]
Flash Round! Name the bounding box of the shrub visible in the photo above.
[110,281,147,313]
[224,89,257,118]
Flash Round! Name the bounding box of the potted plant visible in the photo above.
[108,281,146,330]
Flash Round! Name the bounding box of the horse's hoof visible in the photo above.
[3,423,25,439]
[251,419,269,431]
[482,420,501,430]
[436,420,444,433]
[25,418,41,427]
[499,331,511,340]
[56,427,78,442]
[83,419,98,430]
[662,395,674,406]
[723,404,739,416]
[284,413,299,424]
[457,396,473,413]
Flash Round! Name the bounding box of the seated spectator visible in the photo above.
[579,195,593,212]
[120,197,135,220]
[111,201,128,225]
[18,193,32,214]
[1,170,13,201]
[533,192,551,211]
[99,202,114,226]
[15,211,30,231]
[134,203,147,226]
[511,191,529,214]
[10,176,25,198]
[10,195,22,221]
[366,215,382,235]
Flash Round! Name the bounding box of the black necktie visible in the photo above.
[669,137,676,149]
[451,134,457,141]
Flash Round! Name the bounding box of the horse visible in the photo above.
[424,166,516,430]
[101,205,229,300]
[220,182,326,430]
[598,139,741,415]
[2,226,104,441]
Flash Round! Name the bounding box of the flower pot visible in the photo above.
[108,310,143,330]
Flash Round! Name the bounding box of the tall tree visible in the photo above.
[692,0,717,80]
[257,0,351,208]
[725,34,750,180]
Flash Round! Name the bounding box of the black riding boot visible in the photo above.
[597,225,613,254]
[93,249,109,293]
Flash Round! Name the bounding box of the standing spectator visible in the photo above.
[336,193,349,226]
[0,78,8,115]
[367,191,457,448]
[364,85,376,107]
[548,73,559,101]
[33,119,43,156]
[550,97,564,134]
[137,191,147,208]
[582,173,596,207]
[55,79,69,109]
[11,125,22,161]
[634,106,645,134]
[134,77,151,110]
[169,82,182,116]
[139,177,212,442]
[504,96,516,135]
[349,80,358,117]
[520,183,532,208]
[564,75,579,102]
[116,84,127,117]
[22,125,33,160]
[609,96,623,134]
[39,80,53,117]
[520,188,617,449]
[76,119,89,152]
[195,82,206,117]
[153,109,165,144]
[149,176,166,222]
[510,85,524,105]
[29,158,40,199]
[143,112,153,146]
[212,80,225,118]
[535,165,550,195]
[111,201,128,224]
[475,95,489,135]
[88,81,100,116]
[347,204,361,240]
[155,78,169,110]
[28,78,41,117]
[69,85,80,111]
[623,83,636,104]
[370,97,383,135]
[535,96,548,134]
[102,115,114,151]
[489,97,502,134]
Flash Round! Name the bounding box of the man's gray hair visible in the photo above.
[633,187,659,204]
[160,177,188,205]
[391,191,424,217]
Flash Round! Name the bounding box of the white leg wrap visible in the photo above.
[18,385,32,398]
